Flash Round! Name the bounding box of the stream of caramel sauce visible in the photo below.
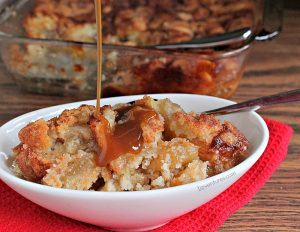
[93,1,158,166]
[94,0,102,118]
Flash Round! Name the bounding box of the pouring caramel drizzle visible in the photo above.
[92,1,158,166]
[94,106,158,167]
[94,0,102,118]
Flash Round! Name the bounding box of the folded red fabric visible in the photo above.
[0,118,293,232]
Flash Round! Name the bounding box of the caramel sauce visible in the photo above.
[96,106,158,166]
[93,1,157,166]
[94,0,102,118]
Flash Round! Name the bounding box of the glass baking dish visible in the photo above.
[0,0,282,99]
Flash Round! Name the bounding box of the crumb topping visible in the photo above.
[12,97,249,191]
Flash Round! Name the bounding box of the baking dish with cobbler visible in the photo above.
[0,0,281,99]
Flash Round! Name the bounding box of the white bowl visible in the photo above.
[0,94,269,231]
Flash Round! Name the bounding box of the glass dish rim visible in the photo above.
[0,31,251,60]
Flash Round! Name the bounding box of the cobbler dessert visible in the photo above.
[12,97,248,191]
[24,0,257,45]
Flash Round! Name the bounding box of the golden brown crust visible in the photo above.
[49,105,95,128]
[170,112,223,143]
[19,119,50,150]
[14,144,51,181]
[14,105,98,186]
[210,121,249,158]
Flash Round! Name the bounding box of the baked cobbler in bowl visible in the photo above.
[0,94,269,231]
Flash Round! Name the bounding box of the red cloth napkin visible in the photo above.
[0,118,293,232]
